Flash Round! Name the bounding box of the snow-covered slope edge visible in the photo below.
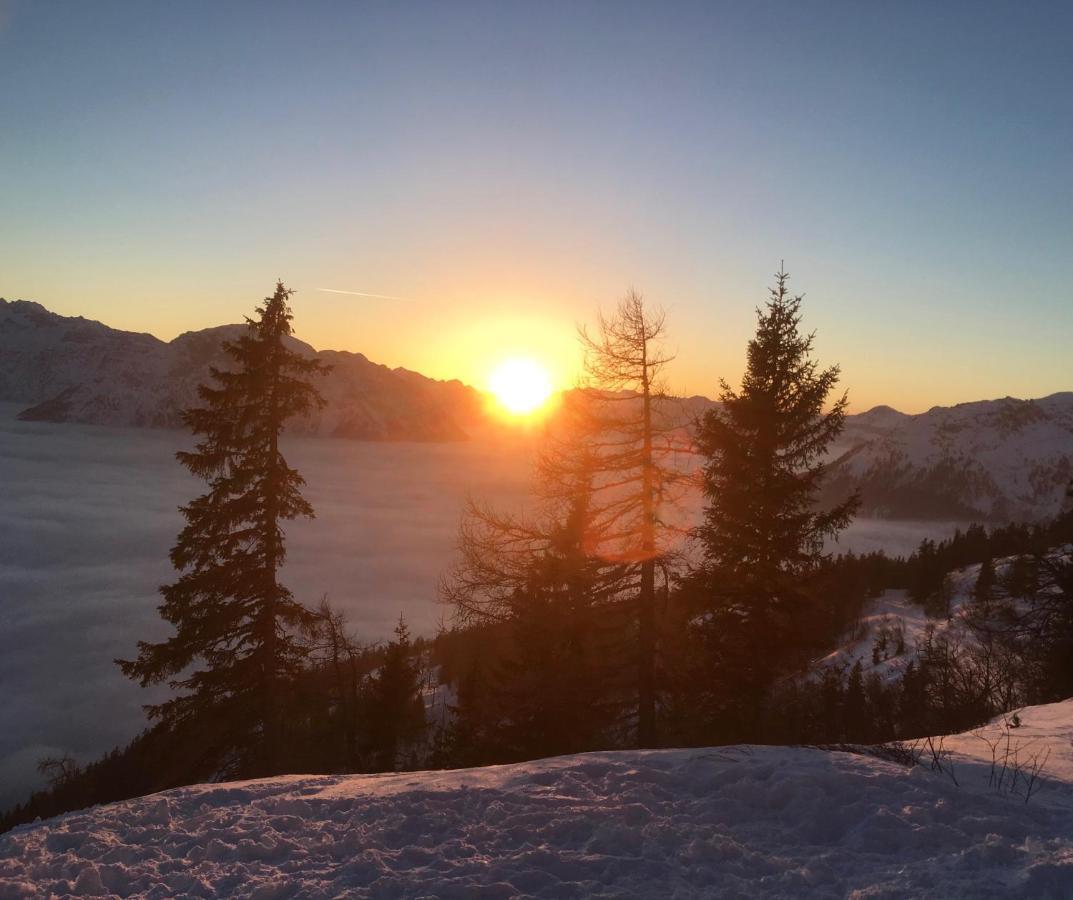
[5,702,1073,898]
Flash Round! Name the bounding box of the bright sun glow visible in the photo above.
[488,357,555,415]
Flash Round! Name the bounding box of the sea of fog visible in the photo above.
[0,404,965,807]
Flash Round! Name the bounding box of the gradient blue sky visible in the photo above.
[2,1,1070,411]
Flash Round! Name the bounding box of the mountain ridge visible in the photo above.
[0,298,485,441]
[3,297,1071,519]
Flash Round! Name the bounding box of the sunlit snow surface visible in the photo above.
[5,701,1073,897]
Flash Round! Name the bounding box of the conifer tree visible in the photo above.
[494,515,623,760]
[909,539,947,606]
[442,391,625,756]
[1002,554,1039,601]
[692,268,857,732]
[442,651,501,767]
[973,557,996,606]
[363,619,427,772]
[844,660,867,740]
[119,282,327,778]
[301,598,366,771]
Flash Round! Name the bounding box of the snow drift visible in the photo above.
[5,701,1073,898]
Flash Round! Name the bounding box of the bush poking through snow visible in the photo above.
[911,734,960,787]
[973,721,1052,804]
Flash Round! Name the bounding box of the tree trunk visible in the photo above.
[638,343,657,748]
[260,319,283,775]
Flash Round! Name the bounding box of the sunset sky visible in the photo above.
[2,1,1070,412]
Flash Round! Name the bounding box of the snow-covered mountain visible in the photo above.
[0,299,485,441]
[822,395,1073,521]
[4,298,1071,517]
[5,700,1073,897]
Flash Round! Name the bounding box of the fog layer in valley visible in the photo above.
[0,405,962,807]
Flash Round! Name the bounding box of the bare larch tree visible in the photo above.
[578,290,689,747]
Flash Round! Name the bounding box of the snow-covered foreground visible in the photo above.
[6,703,1073,898]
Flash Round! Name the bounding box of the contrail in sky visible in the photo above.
[317,288,415,302]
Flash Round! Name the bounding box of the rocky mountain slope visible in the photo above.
[0,299,484,441]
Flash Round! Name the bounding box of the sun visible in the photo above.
[488,357,555,416]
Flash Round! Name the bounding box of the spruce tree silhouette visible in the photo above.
[692,267,857,737]
[119,282,328,778]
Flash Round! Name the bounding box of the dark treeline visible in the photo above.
[5,274,1073,833]
[418,527,1073,793]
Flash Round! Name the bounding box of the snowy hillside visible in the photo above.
[816,546,1073,694]
[0,300,485,441]
[5,702,1073,897]
[825,395,1073,521]
[817,563,984,684]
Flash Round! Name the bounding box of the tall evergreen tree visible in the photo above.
[119,282,328,778]
[363,619,427,772]
[692,267,857,734]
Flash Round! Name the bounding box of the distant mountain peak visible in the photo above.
[861,404,903,416]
